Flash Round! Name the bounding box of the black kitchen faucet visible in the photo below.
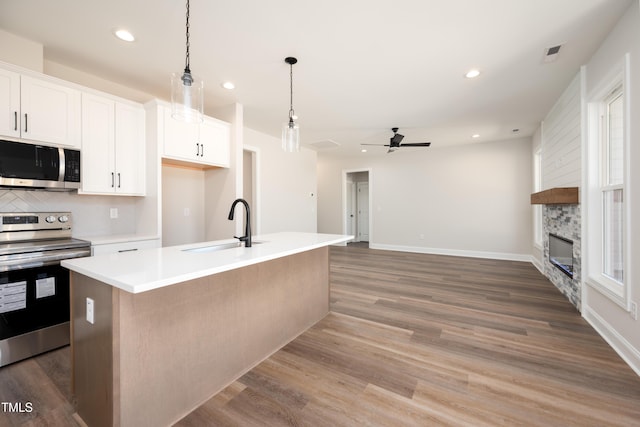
[227,198,252,247]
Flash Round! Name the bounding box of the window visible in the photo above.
[586,56,630,308]
[601,88,624,284]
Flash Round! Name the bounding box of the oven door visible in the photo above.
[0,264,70,366]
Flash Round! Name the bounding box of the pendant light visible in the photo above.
[282,57,300,152]
[171,0,204,123]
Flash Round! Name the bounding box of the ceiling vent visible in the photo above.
[543,44,563,63]
[307,139,340,150]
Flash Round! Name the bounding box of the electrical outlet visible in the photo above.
[110,208,118,219]
[183,207,190,217]
[86,298,95,324]
[631,301,638,321]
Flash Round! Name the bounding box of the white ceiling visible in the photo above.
[0,0,632,155]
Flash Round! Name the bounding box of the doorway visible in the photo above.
[344,170,371,246]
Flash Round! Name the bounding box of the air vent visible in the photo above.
[543,44,563,63]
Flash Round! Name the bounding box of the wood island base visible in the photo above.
[71,247,329,427]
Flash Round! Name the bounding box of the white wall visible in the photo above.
[243,128,318,234]
[581,0,640,374]
[318,137,533,260]
[204,104,243,241]
[162,165,205,246]
[0,29,43,72]
[541,73,582,188]
[531,125,544,268]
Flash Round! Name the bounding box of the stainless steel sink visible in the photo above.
[182,241,264,253]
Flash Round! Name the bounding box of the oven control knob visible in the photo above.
[45,215,57,223]
[58,215,69,223]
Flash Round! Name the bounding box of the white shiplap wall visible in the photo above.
[541,72,582,188]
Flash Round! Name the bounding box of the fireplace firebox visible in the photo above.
[549,233,574,278]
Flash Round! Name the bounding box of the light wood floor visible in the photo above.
[2,245,640,426]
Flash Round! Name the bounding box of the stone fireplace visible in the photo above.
[544,204,581,310]
[532,187,581,311]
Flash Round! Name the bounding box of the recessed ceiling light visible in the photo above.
[113,29,135,42]
[221,81,235,90]
[361,149,367,153]
[465,69,481,79]
[472,134,480,138]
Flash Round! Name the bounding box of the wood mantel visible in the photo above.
[530,187,579,205]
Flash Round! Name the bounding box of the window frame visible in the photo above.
[585,54,631,309]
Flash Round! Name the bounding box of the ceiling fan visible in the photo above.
[361,128,431,153]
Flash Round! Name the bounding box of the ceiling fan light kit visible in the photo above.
[361,128,431,153]
[282,56,300,152]
[171,0,204,123]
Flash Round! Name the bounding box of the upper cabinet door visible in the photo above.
[20,75,81,148]
[0,69,21,138]
[199,117,230,167]
[80,93,116,194]
[163,106,200,162]
[114,102,145,195]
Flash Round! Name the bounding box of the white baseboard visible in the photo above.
[583,306,640,377]
[368,243,532,262]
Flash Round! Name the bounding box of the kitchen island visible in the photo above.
[62,232,351,427]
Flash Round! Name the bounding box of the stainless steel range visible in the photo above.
[0,212,90,367]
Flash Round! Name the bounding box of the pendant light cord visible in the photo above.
[184,0,191,73]
[289,61,295,122]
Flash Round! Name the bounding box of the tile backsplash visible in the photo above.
[0,189,138,237]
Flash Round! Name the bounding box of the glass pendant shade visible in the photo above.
[282,119,300,152]
[171,71,204,123]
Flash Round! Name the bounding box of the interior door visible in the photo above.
[357,182,369,242]
[346,182,357,240]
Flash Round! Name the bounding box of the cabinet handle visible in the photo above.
[118,248,138,253]
[200,143,204,157]
[24,113,28,133]
[111,172,115,188]
[14,112,17,131]
[196,143,200,157]
[117,173,121,188]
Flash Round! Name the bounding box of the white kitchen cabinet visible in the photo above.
[199,116,230,167]
[162,106,230,168]
[90,238,160,256]
[0,68,20,138]
[80,93,145,195]
[0,68,81,148]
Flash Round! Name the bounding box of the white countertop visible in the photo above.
[62,232,352,294]
[76,233,160,246]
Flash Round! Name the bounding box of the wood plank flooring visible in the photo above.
[2,245,639,426]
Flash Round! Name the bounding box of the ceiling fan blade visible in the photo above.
[400,142,431,147]
[390,133,404,145]
[360,143,386,146]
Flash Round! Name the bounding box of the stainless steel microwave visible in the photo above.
[0,140,80,190]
